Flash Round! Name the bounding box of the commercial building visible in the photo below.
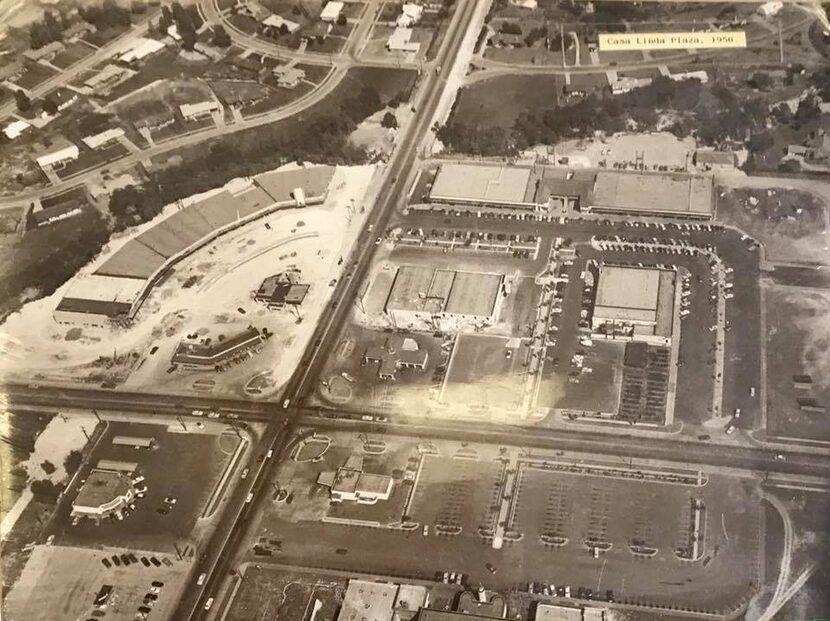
[71,469,136,518]
[31,201,83,228]
[587,171,714,219]
[590,264,676,345]
[429,164,534,208]
[317,455,393,504]
[386,27,421,54]
[171,327,263,370]
[336,579,429,621]
[53,274,144,327]
[36,144,80,170]
[253,271,309,309]
[320,1,345,22]
[534,603,607,621]
[96,459,139,472]
[363,335,428,380]
[112,436,155,449]
[82,128,125,149]
[384,266,504,331]
[180,100,221,121]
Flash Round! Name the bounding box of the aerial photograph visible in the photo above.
[0,0,828,619]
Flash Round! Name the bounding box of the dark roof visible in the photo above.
[533,170,595,204]
[624,342,648,368]
[32,201,82,225]
[172,327,262,366]
[255,273,309,305]
[416,610,503,621]
[55,297,133,318]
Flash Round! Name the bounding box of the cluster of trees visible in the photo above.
[79,0,132,31]
[29,10,68,49]
[108,85,387,227]
[211,24,231,48]
[159,2,202,50]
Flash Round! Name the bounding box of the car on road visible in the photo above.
[204,597,214,611]
[423,524,429,536]
[241,468,249,480]
[725,424,736,435]
[197,573,207,586]
[191,409,204,417]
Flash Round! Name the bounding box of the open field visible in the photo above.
[226,566,344,621]
[51,40,98,69]
[716,187,829,264]
[3,544,189,621]
[46,421,240,551]
[765,286,830,442]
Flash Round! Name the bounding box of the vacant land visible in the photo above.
[716,187,828,264]
[765,286,830,441]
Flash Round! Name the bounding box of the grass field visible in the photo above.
[765,286,830,441]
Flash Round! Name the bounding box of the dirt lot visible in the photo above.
[226,566,344,621]
[716,187,828,264]
[765,286,830,441]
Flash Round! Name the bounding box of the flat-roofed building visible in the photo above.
[254,164,335,205]
[172,327,263,370]
[71,469,135,518]
[397,3,424,26]
[112,435,155,449]
[429,164,534,208]
[118,37,165,64]
[384,266,504,331]
[36,144,79,170]
[82,127,125,149]
[320,1,344,22]
[253,272,309,309]
[335,580,428,621]
[273,65,305,88]
[318,455,393,504]
[3,119,31,140]
[53,274,145,327]
[386,26,420,54]
[95,459,139,473]
[588,171,714,219]
[180,100,221,121]
[84,64,129,90]
[535,603,607,620]
[694,150,736,170]
[591,264,676,345]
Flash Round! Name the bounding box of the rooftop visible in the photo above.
[172,327,262,366]
[385,267,502,317]
[534,603,583,621]
[595,265,660,318]
[73,470,132,510]
[254,165,335,204]
[430,164,533,206]
[337,580,397,621]
[591,171,714,216]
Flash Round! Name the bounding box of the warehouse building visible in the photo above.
[590,264,676,345]
[587,171,714,219]
[384,266,504,332]
[429,163,535,208]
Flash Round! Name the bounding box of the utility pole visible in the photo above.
[560,23,566,68]
[778,18,784,65]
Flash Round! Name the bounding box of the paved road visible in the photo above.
[0,66,348,206]
[0,11,159,118]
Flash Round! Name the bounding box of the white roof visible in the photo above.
[64,274,145,304]
[397,3,423,26]
[669,70,709,84]
[82,128,125,149]
[261,14,301,32]
[180,100,221,117]
[36,144,80,168]
[3,119,31,140]
[387,27,420,52]
[119,38,165,63]
[320,1,344,20]
[84,64,126,88]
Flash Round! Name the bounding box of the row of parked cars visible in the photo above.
[527,582,614,603]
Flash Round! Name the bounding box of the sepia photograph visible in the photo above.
[0,0,829,620]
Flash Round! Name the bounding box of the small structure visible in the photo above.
[134,109,176,131]
[31,201,83,228]
[23,41,65,62]
[118,37,166,64]
[694,150,736,170]
[317,455,393,504]
[180,100,221,121]
[172,327,264,370]
[82,127,125,149]
[610,76,652,95]
[71,469,136,518]
[112,436,155,449]
[320,1,345,22]
[669,70,708,84]
[273,65,305,88]
[386,27,420,54]
[36,144,80,170]
[259,14,301,36]
[303,21,332,41]
[3,119,31,140]
[510,0,538,8]
[84,64,128,91]
[396,3,423,27]
[96,459,139,472]
[758,1,783,17]
[363,335,428,380]
[456,590,507,618]
[252,271,309,309]
[45,88,79,112]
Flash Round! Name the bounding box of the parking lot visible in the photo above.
[3,544,188,621]
[48,421,240,551]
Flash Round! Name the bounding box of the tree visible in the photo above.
[41,460,57,475]
[180,26,198,51]
[64,450,83,476]
[30,479,61,503]
[212,24,231,47]
[499,21,522,35]
[336,13,347,26]
[748,71,772,90]
[41,97,58,116]
[15,89,31,112]
[381,111,398,129]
